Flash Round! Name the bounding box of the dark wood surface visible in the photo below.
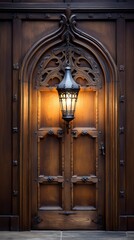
[0,21,12,218]
[0,0,134,231]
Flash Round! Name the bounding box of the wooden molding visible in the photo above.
[0,2,134,13]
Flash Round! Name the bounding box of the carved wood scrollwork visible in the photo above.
[35,14,102,90]
[71,175,98,184]
[36,128,64,138]
[71,128,98,138]
[38,175,64,183]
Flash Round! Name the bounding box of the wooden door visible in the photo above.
[31,84,105,230]
[20,12,118,231]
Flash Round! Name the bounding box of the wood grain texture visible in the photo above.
[126,21,134,215]
[0,21,12,215]
[0,1,134,231]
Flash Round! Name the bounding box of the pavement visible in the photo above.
[0,231,134,240]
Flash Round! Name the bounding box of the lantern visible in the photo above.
[57,66,80,123]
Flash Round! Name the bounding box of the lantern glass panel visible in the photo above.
[59,91,78,121]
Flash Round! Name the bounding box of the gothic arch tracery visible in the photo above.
[20,14,117,89]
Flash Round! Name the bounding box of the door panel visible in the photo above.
[32,85,104,229]
[40,135,62,176]
[40,184,62,209]
[39,91,60,127]
[73,136,96,175]
[73,185,96,208]
[74,91,96,127]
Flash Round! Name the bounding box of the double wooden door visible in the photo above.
[31,82,105,230]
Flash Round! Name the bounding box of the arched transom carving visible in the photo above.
[34,14,102,90]
[36,44,102,89]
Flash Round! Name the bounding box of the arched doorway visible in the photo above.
[20,14,118,230]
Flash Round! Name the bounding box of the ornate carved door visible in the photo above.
[30,16,104,229]
[31,86,104,230]
[20,14,117,230]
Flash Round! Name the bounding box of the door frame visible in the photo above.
[19,15,118,230]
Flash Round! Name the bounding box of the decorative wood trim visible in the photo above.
[0,3,134,13]
[71,128,98,138]
[71,175,98,183]
[12,17,21,222]
[37,128,63,138]
[117,17,126,230]
[38,175,64,183]
[36,42,102,90]
[0,12,134,21]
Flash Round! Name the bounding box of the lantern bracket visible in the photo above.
[66,122,71,134]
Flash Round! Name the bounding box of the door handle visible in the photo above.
[100,143,105,156]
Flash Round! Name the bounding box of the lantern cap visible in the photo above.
[57,66,80,92]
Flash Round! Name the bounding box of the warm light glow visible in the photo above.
[58,91,78,121]
[60,92,77,111]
